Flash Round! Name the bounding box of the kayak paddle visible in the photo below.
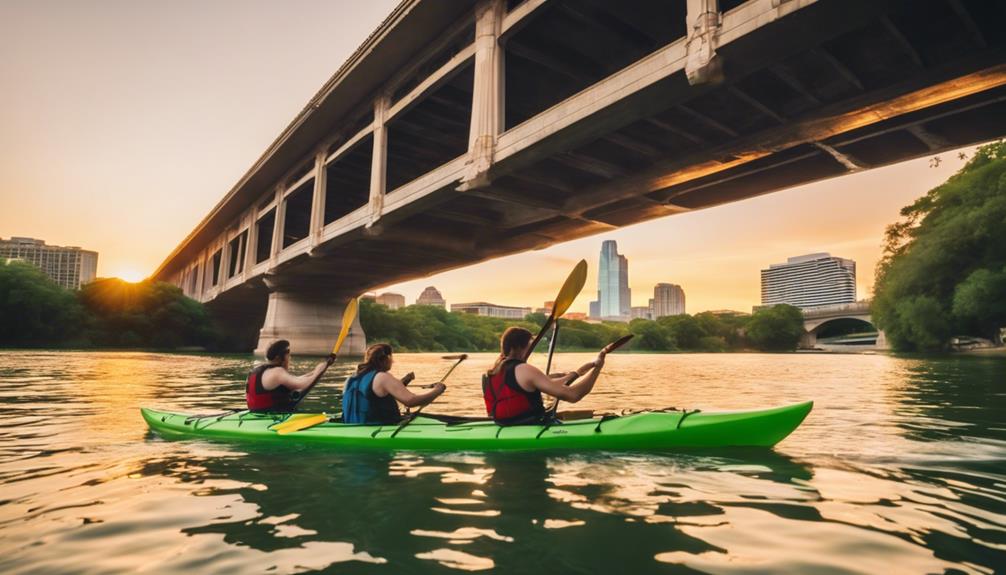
[547,334,634,417]
[272,297,359,434]
[525,259,587,360]
[274,413,328,435]
[390,353,467,437]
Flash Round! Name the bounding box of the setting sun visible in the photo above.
[113,269,146,283]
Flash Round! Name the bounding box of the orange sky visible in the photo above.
[0,1,978,314]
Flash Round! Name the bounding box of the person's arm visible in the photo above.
[264,360,332,391]
[518,352,607,404]
[373,372,446,408]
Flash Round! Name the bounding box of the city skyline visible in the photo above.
[0,0,982,314]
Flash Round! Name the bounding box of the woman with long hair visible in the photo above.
[342,343,445,424]
[482,327,606,424]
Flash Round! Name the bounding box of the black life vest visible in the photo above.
[482,358,545,424]
[246,364,293,412]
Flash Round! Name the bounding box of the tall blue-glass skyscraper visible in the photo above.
[589,240,630,320]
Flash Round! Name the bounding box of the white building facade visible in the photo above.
[451,302,532,320]
[760,253,856,309]
[0,237,98,290]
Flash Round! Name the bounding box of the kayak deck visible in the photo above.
[141,401,812,451]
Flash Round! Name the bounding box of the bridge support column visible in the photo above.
[685,0,723,85]
[799,330,817,349]
[875,330,888,350]
[458,0,505,191]
[254,283,367,357]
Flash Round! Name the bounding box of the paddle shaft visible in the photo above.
[392,355,466,437]
[288,297,359,410]
[408,354,466,415]
[547,334,634,416]
[289,354,337,410]
[544,321,559,374]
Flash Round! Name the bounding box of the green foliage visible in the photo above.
[0,263,218,349]
[358,298,539,352]
[360,299,803,353]
[746,304,804,351]
[629,319,676,350]
[873,140,1006,350]
[77,279,219,348]
[0,260,86,346]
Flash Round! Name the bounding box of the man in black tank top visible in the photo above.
[250,340,335,410]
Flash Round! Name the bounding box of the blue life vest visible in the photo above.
[342,370,378,424]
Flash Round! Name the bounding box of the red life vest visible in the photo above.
[246,364,293,412]
[482,359,545,423]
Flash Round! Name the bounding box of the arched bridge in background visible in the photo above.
[151,0,1006,354]
[801,301,885,349]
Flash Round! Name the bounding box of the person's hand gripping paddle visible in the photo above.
[272,297,358,435]
[390,354,467,437]
[547,334,634,418]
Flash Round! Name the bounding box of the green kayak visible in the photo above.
[141,401,812,451]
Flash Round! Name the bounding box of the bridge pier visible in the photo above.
[799,331,817,350]
[254,285,367,357]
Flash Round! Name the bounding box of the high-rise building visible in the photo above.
[416,286,446,308]
[631,306,652,320]
[760,253,856,309]
[589,240,630,321]
[376,292,405,310]
[451,302,532,320]
[650,283,686,318]
[0,237,98,290]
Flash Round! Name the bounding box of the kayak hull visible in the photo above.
[140,401,812,451]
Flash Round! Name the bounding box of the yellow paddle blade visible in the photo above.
[331,297,359,355]
[273,413,329,435]
[552,259,587,318]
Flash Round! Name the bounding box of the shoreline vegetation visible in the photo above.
[357,297,805,353]
[0,267,219,349]
[872,140,1006,352]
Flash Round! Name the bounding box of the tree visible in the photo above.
[77,278,218,348]
[951,267,1006,345]
[0,260,86,346]
[629,319,675,350]
[873,140,1006,350]
[746,304,804,351]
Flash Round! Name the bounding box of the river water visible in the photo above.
[0,351,1003,574]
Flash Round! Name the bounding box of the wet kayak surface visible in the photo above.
[1,350,1003,573]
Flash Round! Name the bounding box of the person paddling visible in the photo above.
[343,343,446,424]
[246,340,336,412]
[483,327,606,425]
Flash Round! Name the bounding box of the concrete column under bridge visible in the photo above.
[254,280,367,357]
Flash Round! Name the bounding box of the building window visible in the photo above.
[256,210,275,264]
[283,180,313,249]
[228,230,248,278]
[210,249,222,286]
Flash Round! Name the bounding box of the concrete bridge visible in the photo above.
[151,0,1006,354]
[800,301,885,349]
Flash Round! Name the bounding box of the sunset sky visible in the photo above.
[0,1,979,314]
